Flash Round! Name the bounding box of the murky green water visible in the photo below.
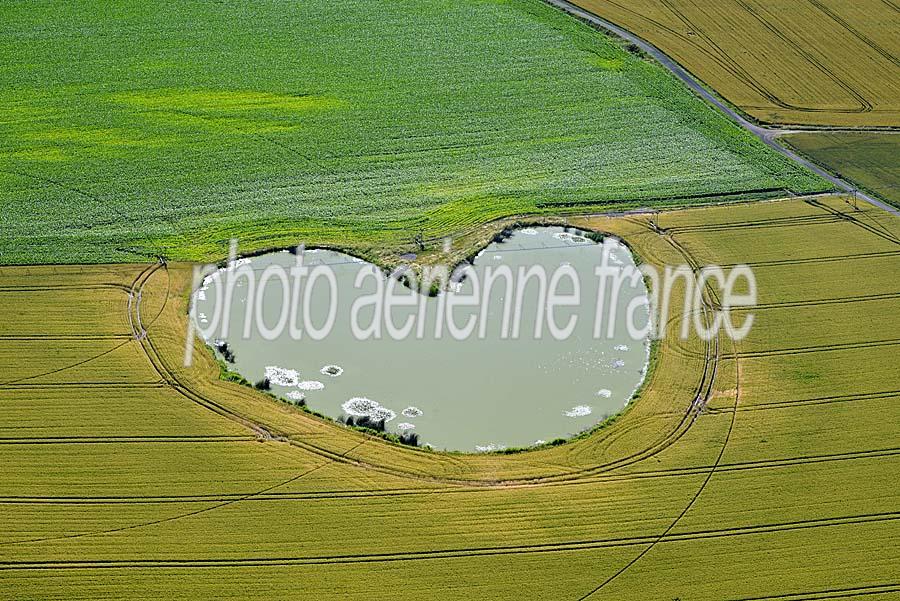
[193,227,650,451]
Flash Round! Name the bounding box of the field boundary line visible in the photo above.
[542,0,900,217]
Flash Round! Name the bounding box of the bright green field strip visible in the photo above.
[0,0,827,264]
[784,132,900,209]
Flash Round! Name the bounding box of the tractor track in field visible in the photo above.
[719,248,900,268]
[124,251,721,490]
[0,455,357,549]
[663,213,843,234]
[542,0,900,218]
[668,338,900,362]
[572,225,737,598]
[10,213,894,582]
[0,435,258,445]
[726,583,900,601]
[708,390,900,413]
[737,292,900,311]
[571,0,900,126]
[0,273,169,388]
[2,446,897,506]
[0,338,136,387]
[733,339,900,359]
[0,218,727,555]
[806,0,900,69]
[2,511,896,571]
[1,382,166,389]
[803,198,900,244]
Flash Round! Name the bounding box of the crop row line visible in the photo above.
[2,511,895,570]
[733,338,900,359]
[719,249,900,268]
[708,390,900,413]
[0,435,257,445]
[2,445,896,506]
[727,581,900,601]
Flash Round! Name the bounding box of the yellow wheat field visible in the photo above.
[0,196,898,599]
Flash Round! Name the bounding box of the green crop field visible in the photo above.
[0,0,828,265]
[784,132,900,209]
[1,197,898,599]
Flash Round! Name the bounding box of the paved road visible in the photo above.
[544,0,900,217]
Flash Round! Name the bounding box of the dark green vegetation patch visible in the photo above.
[783,132,900,210]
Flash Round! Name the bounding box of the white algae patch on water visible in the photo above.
[475,443,506,452]
[596,389,612,398]
[342,397,396,422]
[319,365,344,377]
[370,407,397,422]
[614,344,629,352]
[397,423,416,431]
[612,359,626,369]
[564,405,592,417]
[402,407,423,418]
[520,228,537,235]
[297,380,325,391]
[285,391,306,403]
[553,232,589,244]
[342,397,379,416]
[264,366,300,387]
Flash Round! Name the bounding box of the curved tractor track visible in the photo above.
[128,226,721,491]
[105,221,747,600]
[543,0,900,218]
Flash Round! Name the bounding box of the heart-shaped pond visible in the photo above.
[192,227,651,451]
